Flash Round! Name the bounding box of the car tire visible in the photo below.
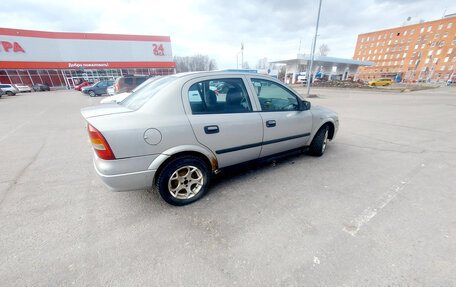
[6,91,14,96]
[155,155,211,206]
[386,83,390,86]
[309,125,329,157]
[371,83,376,86]
[89,90,96,97]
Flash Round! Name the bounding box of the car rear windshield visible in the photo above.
[120,75,177,110]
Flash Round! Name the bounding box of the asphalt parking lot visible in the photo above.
[1,86,455,286]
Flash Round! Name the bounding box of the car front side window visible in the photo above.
[250,78,299,111]
[188,78,252,114]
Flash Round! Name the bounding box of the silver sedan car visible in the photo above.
[81,71,339,205]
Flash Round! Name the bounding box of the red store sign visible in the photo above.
[0,41,25,53]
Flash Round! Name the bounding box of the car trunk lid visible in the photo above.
[80,104,133,119]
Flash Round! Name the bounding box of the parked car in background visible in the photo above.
[114,75,148,94]
[107,85,115,96]
[369,78,392,86]
[83,80,114,97]
[0,84,19,96]
[74,81,93,91]
[100,77,159,104]
[32,83,50,91]
[82,71,339,206]
[0,88,4,98]
[14,84,32,93]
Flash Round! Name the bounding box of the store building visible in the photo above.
[0,27,175,88]
[353,14,456,82]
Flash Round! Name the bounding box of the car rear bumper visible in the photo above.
[92,152,158,191]
[94,164,156,191]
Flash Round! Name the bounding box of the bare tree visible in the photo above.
[318,44,330,56]
[174,54,218,73]
[256,57,268,69]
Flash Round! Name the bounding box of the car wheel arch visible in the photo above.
[149,146,217,185]
[312,120,336,142]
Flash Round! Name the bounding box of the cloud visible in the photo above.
[1,0,455,69]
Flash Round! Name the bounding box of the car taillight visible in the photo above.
[116,84,119,92]
[87,124,116,160]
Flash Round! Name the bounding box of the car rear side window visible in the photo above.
[121,76,177,110]
[188,78,252,114]
[136,78,147,85]
[125,78,133,85]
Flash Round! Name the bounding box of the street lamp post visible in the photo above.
[306,0,323,97]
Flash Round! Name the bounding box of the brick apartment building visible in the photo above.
[353,14,456,82]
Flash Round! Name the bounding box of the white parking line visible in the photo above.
[343,163,425,236]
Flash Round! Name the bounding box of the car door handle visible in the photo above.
[204,125,219,134]
[266,120,276,127]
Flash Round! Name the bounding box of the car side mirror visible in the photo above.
[300,100,311,111]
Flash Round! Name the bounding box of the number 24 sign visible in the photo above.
[153,44,165,56]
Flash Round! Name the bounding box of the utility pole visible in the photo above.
[307,0,323,97]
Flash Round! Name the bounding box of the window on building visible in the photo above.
[408,37,411,43]
[412,52,416,57]
[438,24,443,30]
[443,33,448,38]
[440,41,445,47]
[382,62,385,66]
[392,47,396,52]
[423,35,429,41]
[390,33,393,38]
[365,44,368,48]
[363,50,366,55]
[369,50,372,54]
[448,23,453,28]
[361,37,364,42]
[376,42,380,47]
[431,42,436,47]
[384,33,387,39]
[433,58,438,63]
[415,44,418,49]
[425,58,430,64]
[440,65,445,71]
[399,47,402,51]
[435,34,439,39]
[401,38,405,43]
[380,49,383,53]
[420,27,424,33]
[452,40,456,45]
[373,56,376,60]
[436,49,441,55]
[396,54,400,59]
[358,51,361,55]
[452,57,456,62]
[382,41,385,46]
[411,29,415,35]
[404,30,408,36]
[409,60,414,65]
[428,50,433,56]
[378,35,381,40]
[394,39,398,44]
[448,48,453,54]
[421,44,425,48]
[374,49,377,54]
[362,57,365,61]
[386,47,389,52]
[367,36,370,41]
[403,53,407,58]
[427,26,432,32]
[417,36,422,42]
[405,45,409,50]
[370,43,374,47]
[367,56,370,60]
[444,57,449,62]
[390,54,393,59]
[384,55,388,60]
[388,40,392,45]
[449,65,454,70]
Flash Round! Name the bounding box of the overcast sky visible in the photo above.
[2,0,456,69]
